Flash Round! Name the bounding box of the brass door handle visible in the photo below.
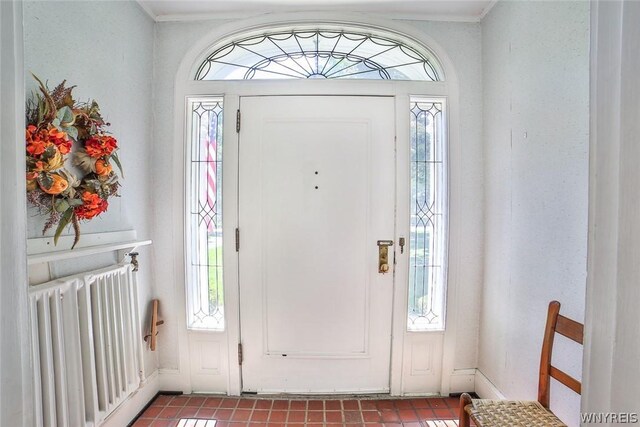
[377,240,394,274]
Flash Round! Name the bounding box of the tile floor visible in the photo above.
[131,395,466,427]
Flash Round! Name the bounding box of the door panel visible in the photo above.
[239,96,395,393]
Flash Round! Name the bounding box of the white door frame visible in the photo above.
[169,14,464,397]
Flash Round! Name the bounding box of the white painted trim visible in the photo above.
[27,230,138,255]
[478,0,498,21]
[101,370,160,427]
[154,11,485,23]
[134,1,158,21]
[474,370,506,400]
[448,369,476,394]
[0,1,34,424]
[168,13,462,396]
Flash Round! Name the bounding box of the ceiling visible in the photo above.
[137,0,496,22]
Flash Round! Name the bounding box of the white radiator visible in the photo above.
[29,263,144,427]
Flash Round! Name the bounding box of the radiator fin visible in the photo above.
[29,264,143,426]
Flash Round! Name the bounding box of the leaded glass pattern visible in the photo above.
[408,99,446,331]
[188,99,224,330]
[195,29,442,81]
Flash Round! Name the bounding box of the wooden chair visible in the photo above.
[459,301,583,427]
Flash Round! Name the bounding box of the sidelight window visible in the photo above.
[408,99,446,331]
[187,98,225,330]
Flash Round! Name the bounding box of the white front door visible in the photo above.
[238,96,396,393]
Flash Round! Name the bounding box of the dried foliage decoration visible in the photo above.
[25,75,123,248]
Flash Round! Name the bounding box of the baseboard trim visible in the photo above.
[474,369,505,399]
[448,368,476,394]
[102,370,160,427]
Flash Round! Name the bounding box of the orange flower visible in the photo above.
[74,191,108,220]
[85,135,118,158]
[47,127,72,154]
[27,138,50,157]
[26,125,39,143]
[94,159,113,176]
[26,125,71,157]
[39,173,69,195]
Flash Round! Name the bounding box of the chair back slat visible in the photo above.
[556,315,584,344]
[549,366,581,394]
[538,301,583,409]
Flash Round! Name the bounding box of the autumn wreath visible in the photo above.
[26,76,123,248]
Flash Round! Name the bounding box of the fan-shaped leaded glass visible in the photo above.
[195,29,443,81]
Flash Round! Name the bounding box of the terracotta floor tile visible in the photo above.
[250,409,270,422]
[325,411,343,423]
[433,408,455,418]
[306,411,324,423]
[132,394,464,426]
[410,398,430,409]
[237,399,256,409]
[344,410,363,423]
[362,410,381,422]
[325,400,341,410]
[376,400,395,410]
[157,406,181,419]
[196,408,216,418]
[177,406,199,418]
[307,400,324,411]
[214,408,235,420]
[428,398,447,409]
[272,400,289,410]
[268,410,287,423]
[289,400,307,410]
[380,409,401,422]
[154,395,175,406]
[203,397,223,408]
[360,400,377,410]
[342,400,360,410]
[141,406,163,419]
[254,400,273,410]
[417,408,437,420]
[220,398,240,409]
[399,409,420,422]
[186,396,206,407]
[169,396,190,407]
[231,409,252,422]
[286,411,306,423]
[394,400,414,410]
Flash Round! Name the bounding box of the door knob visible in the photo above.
[377,240,394,274]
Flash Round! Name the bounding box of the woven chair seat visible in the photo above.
[465,399,567,427]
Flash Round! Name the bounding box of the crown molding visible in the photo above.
[135,0,158,21]
[478,0,498,21]
[136,2,491,23]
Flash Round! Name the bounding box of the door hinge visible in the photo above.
[235,228,240,252]
[238,343,243,365]
[236,109,241,133]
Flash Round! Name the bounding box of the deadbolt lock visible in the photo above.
[377,240,394,274]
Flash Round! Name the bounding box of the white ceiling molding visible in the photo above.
[135,0,158,21]
[136,0,496,23]
[478,0,498,21]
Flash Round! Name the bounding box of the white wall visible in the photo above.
[583,0,640,421]
[0,1,33,425]
[151,16,484,392]
[22,0,158,386]
[479,2,589,426]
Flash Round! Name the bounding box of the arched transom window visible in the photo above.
[195,28,443,81]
